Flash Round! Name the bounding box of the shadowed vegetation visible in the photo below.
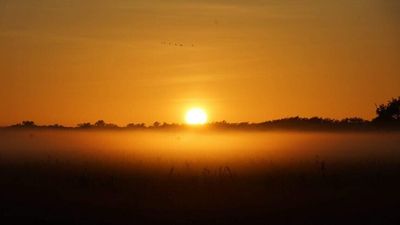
[3,97,399,131]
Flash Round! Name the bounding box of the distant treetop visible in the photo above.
[3,96,399,131]
[374,97,400,123]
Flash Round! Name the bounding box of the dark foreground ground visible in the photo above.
[1,159,399,225]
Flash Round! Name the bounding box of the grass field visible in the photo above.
[1,130,399,224]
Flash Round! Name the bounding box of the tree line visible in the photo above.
[3,96,400,131]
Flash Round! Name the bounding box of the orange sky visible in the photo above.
[0,0,399,126]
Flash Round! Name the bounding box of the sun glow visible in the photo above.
[185,108,208,125]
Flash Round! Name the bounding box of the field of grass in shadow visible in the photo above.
[1,156,399,225]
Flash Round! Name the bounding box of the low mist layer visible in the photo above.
[1,130,400,224]
[1,130,399,174]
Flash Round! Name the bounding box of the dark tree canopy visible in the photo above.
[374,97,400,122]
[77,122,92,128]
[21,121,36,127]
[95,120,106,127]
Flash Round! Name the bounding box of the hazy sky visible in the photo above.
[0,0,399,126]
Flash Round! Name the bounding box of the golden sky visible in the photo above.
[0,0,399,126]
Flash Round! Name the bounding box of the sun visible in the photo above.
[185,108,208,125]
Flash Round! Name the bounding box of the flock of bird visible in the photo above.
[161,19,219,47]
[161,41,195,47]
[159,19,219,48]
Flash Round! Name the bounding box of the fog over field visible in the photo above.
[1,130,399,173]
[1,130,400,224]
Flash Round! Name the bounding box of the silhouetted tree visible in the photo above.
[153,121,160,128]
[105,123,119,129]
[77,123,92,129]
[22,121,36,127]
[374,97,400,122]
[95,120,106,127]
[126,123,146,129]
